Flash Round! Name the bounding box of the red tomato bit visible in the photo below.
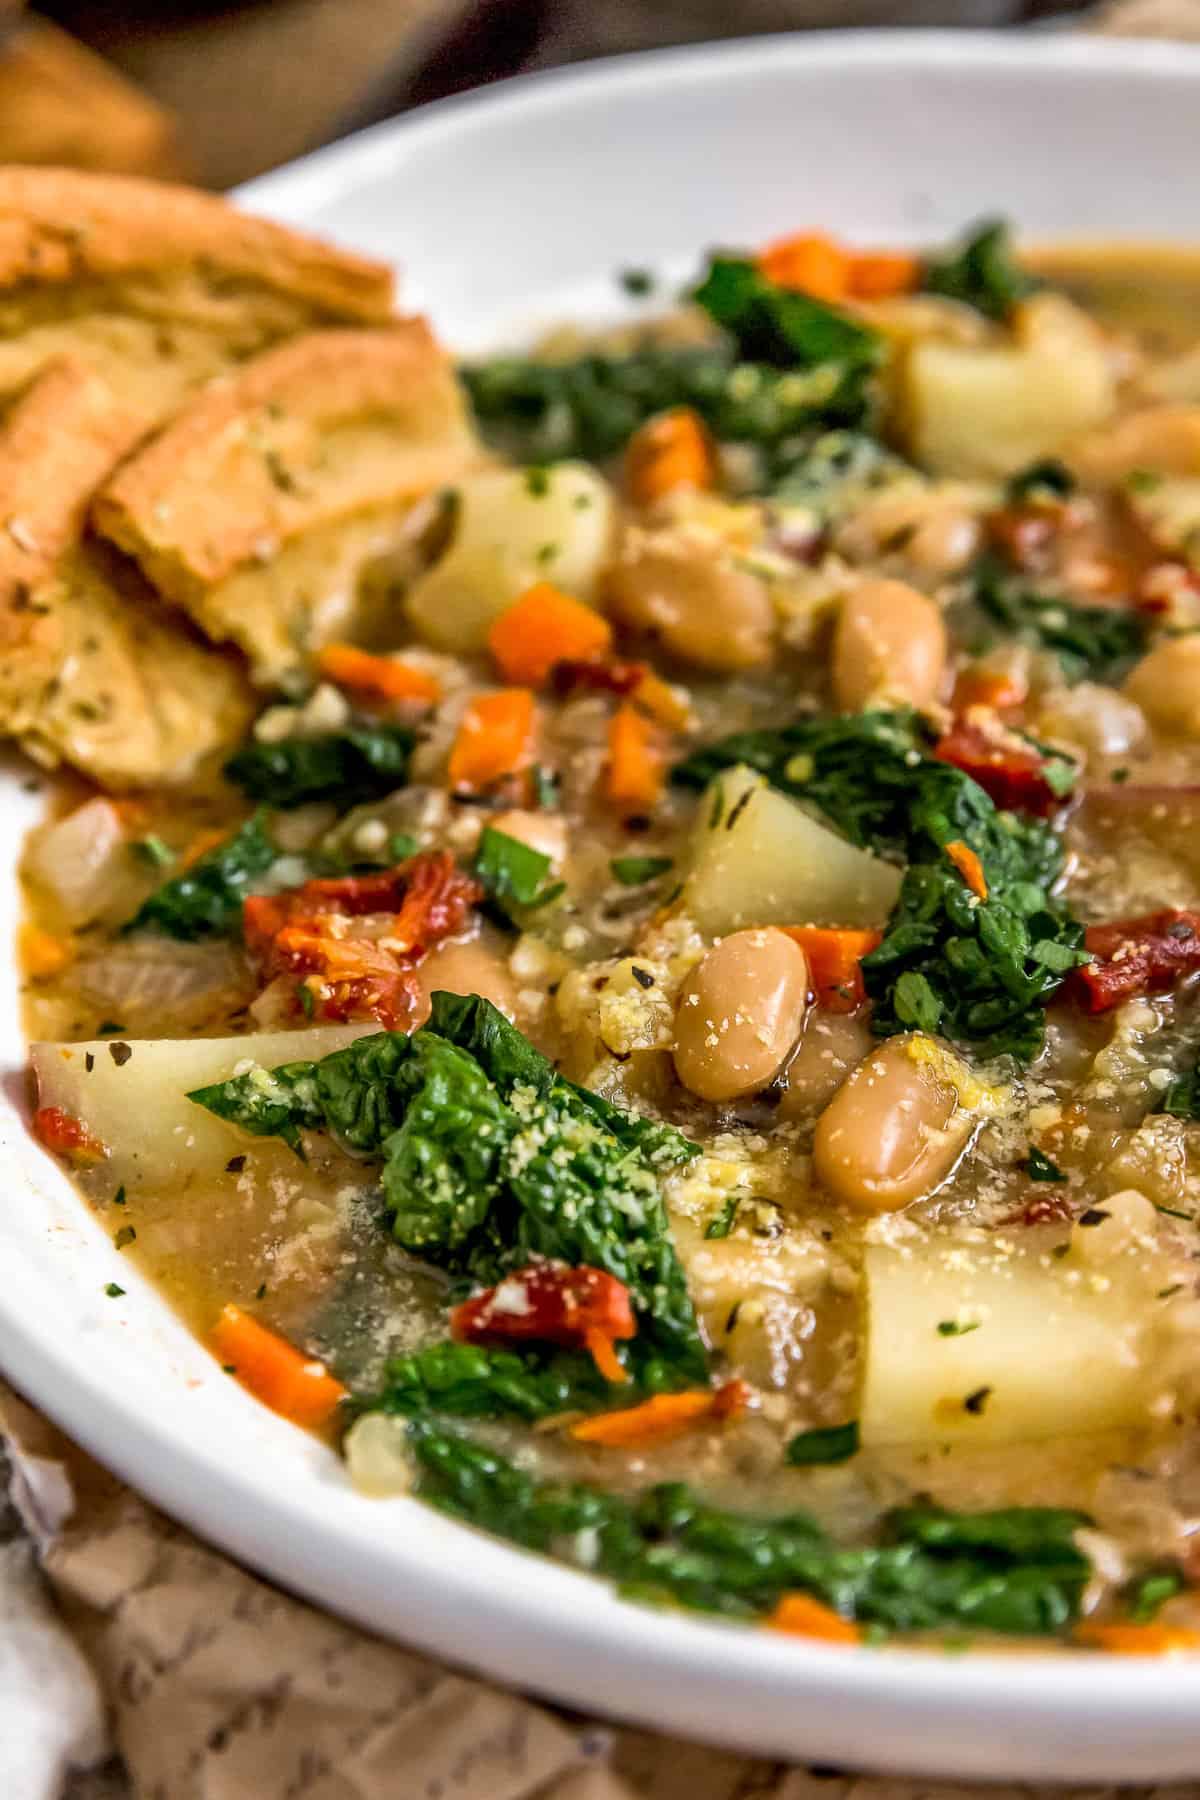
[1071,908,1200,1014]
[451,1261,637,1382]
[934,721,1071,818]
[33,1105,109,1162]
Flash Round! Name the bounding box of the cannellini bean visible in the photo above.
[831,578,947,713]
[834,488,983,579]
[1034,681,1146,760]
[775,1009,875,1119]
[489,808,567,870]
[812,1035,967,1212]
[1124,635,1200,738]
[606,534,774,670]
[418,931,518,1020]
[673,928,809,1103]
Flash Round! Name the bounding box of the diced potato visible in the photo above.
[860,1220,1172,1447]
[903,294,1115,479]
[682,766,902,937]
[406,462,614,652]
[31,1025,369,1188]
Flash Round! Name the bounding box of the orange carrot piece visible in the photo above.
[211,1303,346,1429]
[487,582,612,687]
[765,1593,863,1645]
[317,642,440,705]
[632,667,691,730]
[1074,1621,1200,1656]
[953,666,1027,714]
[20,924,72,977]
[780,926,882,1012]
[180,826,231,870]
[448,689,537,791]
[757,232,851,301]
[945,839,989,902]
[584,1328,630,1385]
[570,1379,750,1447]
[625,407,717,506]
[606,703,663,812]
[33,1105,108,1163]
[847,250,921,300]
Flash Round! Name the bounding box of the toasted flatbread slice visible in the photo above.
[92,322,481,683]
[0,166,395,422]
[0,359,253,787]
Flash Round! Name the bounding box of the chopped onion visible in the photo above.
[343,1413,414,1497]
[23,798,136,927]
[75,938,249,1022]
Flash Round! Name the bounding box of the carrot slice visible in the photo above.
[625,407,716,506]
[211,1304,346,1429]
[180,826,231,870]
[448,689,537,791]
[606,703,663,812]
[952,666,1027,714]
[20,924,73,977]
[585,1328,630,1385]
[33,1105,108,1163]
[1075,1620,1200,1656]
[847,250,921,300]
[632,667,691,730]
[766,1593,862,1644]
[780,926,882,1012]
[945,839,989,901]
[757,233,851,301]
[487,582,612,687]
[570,1379,750,1447]
[317,642,440,705]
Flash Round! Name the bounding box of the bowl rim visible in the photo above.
[11,30,1200,1781]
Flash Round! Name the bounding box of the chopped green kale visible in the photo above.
[923,219,1037,322]
[409,1423,1091,1634]
[610,855,673,887]
[124,810,276,940]
[1125,1566,1185,1623]
[189,996,706,1381]
[674,708,1085,1062]
[973,555,1148,684]
[786,1420,859,1466]
[1158,1061,1200,1121]
[1025,1146,1067,1182]
[474,826,563,912]
[224,725,414,809]
[692,255,883,377]
[366,1340,612,1422]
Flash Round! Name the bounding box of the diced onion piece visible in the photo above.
[683,766,902,937]
[344,1412,415,1497]
[23,798,138,928]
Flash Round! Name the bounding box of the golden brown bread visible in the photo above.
[0,359,253,787]
[92,322,482,684]
[0,166,397,425]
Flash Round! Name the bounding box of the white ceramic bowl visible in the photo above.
[8,32,1200,1781]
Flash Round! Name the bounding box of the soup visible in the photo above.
[23,212,1200,1653]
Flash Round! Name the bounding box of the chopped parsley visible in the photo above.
[474,826,563,912]
[1158,1060,1200,1122]
[1025,1146,1067,1183]
[610,854,673,887]
[786,1420,860,1466]
[923,218,1037,322]
[972,554,1148,685]
[104,1282,125,1298]
[937,1320,981,1338]
[618,267,656,297]
[132,834,174,870]
[704,1194,740,1240]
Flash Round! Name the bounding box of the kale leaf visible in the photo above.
[189,997,706,1380]
[923,218,1038,322]
[973,554,1148,684]
[474,825,564,913]
[692,256,884,378]
[124,810,276,940]
[224,725,414,809]
[1157,1060,1200,1121]
[673,709,1085,1062]
[408,1423,1092,1634]
[786,1421,859,1466]
[366,1340,611,1422]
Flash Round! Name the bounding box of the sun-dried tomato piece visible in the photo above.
[552,657,647,699]
[1071,908,1200,1014]
[450,1261,637,1379]
[934,721,1070,818]
[33,1105,108,1162]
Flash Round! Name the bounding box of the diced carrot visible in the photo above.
[765,1593,863,1645]
[111,797,150,832]
[449,689,537,792]
[316,642,440,705]
[944,839,989,902]
[570,1379,751,1447]
[211,1303,346,1429]
[180,826,230,870]
[952,666,1027,714]
[585,1329,630,1384]
[757,233,851,301]
[20,924,72,978]
[606,703,663,813]
[1074,1620,1200,1656]
[846,250,921,300]
[780,926,882,1012]
[632,667,691,730]
[487,582,613,687]
[625,407,717,506]
[32,1105,108,1163]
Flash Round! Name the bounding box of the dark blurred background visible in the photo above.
[0,0,1145,189]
